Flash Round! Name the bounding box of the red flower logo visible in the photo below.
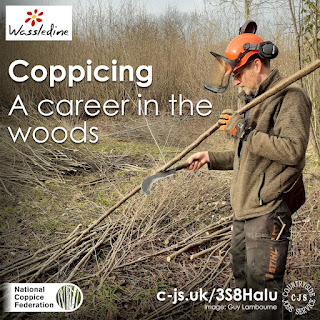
[25,9,43,27]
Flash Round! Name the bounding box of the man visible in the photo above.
[186,33,312,320]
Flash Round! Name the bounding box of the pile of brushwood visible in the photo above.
[0,128,319,320]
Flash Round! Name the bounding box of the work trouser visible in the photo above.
[231,201,292,320]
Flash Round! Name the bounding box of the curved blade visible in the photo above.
[141,170,176,195]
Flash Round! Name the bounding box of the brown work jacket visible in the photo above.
[208,69,312,220]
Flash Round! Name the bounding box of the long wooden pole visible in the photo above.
[64,59,320,250]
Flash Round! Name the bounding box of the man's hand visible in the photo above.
[219,109,245,138]
[185,152,210,171]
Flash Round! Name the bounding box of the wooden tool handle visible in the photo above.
[173,162,191,171]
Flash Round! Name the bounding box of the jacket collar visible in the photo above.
[239,69,282,103]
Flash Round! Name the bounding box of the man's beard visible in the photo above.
[242,78,260,96]
[243,87,256,95]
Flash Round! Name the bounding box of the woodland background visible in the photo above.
[0,0,319,319]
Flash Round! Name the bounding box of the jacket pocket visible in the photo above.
[282,174,305,214]
[258,172,265,205]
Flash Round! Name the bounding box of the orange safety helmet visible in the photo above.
[224,33,264,76]
[204,32,278,93]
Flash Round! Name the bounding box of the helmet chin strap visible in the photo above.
[204,82,228,94]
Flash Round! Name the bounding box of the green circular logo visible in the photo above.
[56,284,83,311]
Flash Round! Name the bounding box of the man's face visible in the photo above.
[233,59,260,95]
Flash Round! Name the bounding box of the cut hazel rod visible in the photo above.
[0,232,98,278]
[166,227,231,262]
[179,218,232,245]
[190,237,230,260]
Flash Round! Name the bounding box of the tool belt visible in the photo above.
[282,174,305,214]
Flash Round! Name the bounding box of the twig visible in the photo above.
[190,238,230,260]
[276,216,286,240]
[166,227,231,262]
[0,178,12,196]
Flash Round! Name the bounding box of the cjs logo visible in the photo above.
[6,6,72,41]
[25,9,44,27]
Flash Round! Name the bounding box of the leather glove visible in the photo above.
[218,109,245,138]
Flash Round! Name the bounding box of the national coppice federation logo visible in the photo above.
[6,6,72,41]
[25,9,44,27]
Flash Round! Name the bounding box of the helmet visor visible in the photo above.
[204,52,237,93]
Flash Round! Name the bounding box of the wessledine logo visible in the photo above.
[6,6,72,41]
[25,9,44,27]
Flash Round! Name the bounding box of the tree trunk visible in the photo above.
[244,0,250,19]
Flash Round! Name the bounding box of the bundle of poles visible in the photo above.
[0,213,233,285]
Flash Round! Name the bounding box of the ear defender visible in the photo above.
[243,41,278,60]
[239,20,257,35]
[259,41,278,59]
